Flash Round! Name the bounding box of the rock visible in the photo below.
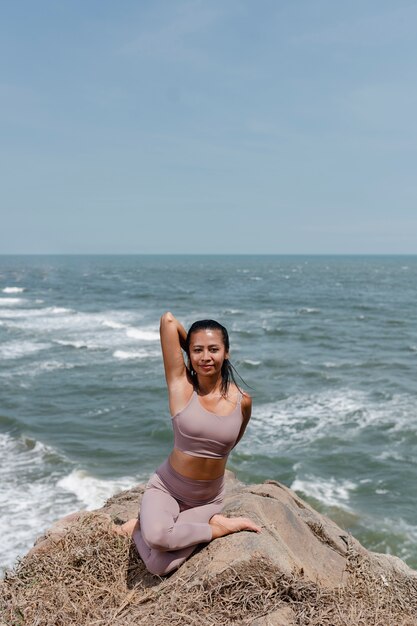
[27,511,93,557]
[3,471,417,626]
[193,478,363,588]
[101,483,146,523]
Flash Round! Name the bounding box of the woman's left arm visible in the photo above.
[232,393,252,449]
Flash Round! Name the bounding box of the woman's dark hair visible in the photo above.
[185,319,246,396]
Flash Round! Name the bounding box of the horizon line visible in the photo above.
[0,252,416,257]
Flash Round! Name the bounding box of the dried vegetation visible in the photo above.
[1,513,416,626]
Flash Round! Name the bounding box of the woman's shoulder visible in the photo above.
[241,390,252,408]
[229,385,251,408]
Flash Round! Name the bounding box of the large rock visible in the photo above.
[3,471,417,626]
[98,471,365,589]
[197,478,361,588]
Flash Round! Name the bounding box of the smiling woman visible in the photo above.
[116,312,261,576]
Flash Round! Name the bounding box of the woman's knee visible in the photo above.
[142,520,172,551]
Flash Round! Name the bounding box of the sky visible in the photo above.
[1,0,417,254]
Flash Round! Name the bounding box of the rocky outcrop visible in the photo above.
[2,471,417,626]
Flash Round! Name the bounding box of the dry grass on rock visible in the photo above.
[1,513,416,626]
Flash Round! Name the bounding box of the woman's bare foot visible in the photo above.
[209,514,262,539]
[113,518,140,537]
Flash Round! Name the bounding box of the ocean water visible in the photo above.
[1,255,416,574]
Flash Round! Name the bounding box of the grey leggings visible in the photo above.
[134,459,225,576]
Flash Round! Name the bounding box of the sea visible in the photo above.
[1,255,416,575]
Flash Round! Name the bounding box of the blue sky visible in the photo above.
[1,1,416,254]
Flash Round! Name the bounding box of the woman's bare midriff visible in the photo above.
[169,448,227,480]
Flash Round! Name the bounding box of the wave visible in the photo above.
[0,301,163,367]
[2,287,25,293]
[113,349,159,360]
[0,306,142,339]
[235,387,417,526]
[0,432,74,573]
[262,327,286,336]
[241,388,417,455]
[241,359,261,367]
[54,339,94,350]
[0,359,77,381]
[57,470,137,510]
[0,307,130,342]
[298,307,321,314]
[0,306,73,320]
[0,432,142,574]
[49,306,73,314]
[368,516,417,565]
[0,297,26,306]
[291,475,357,509]
[35,360,77,373]
[222,309,243,315]
[125,327,159,341]
[0,341,51,360]
[101,319,126,330]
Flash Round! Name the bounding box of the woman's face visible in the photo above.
[188,329,228,378]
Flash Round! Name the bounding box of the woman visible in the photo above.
[118,312,261,575]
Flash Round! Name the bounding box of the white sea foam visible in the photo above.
[55,339,93,350]
[0,359,75,380]
[0,307,134,341]
[102,319,126,330]
[0,432,142,574]
[113,348,159,360]
[125,327,159,341]
[0,341,51,360]
[291,475,356,509]
[0,297,25,305]
[36,360,75,373]
[0,307,72,321]
[57,470,137,510]
[49,306,73,314]
[363,515,417,564]
[0,303,163,363]
[241,389,417,455]
[0,433,76,573]
[2,287,25,293]
[299,307,320,314]
[374,449,407,462]
[242,359,261,366]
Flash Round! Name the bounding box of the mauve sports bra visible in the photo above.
[171,390,243,459]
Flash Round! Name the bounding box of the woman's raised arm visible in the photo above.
[160,312,188,386]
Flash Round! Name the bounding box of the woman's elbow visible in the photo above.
[160,312,174,327]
